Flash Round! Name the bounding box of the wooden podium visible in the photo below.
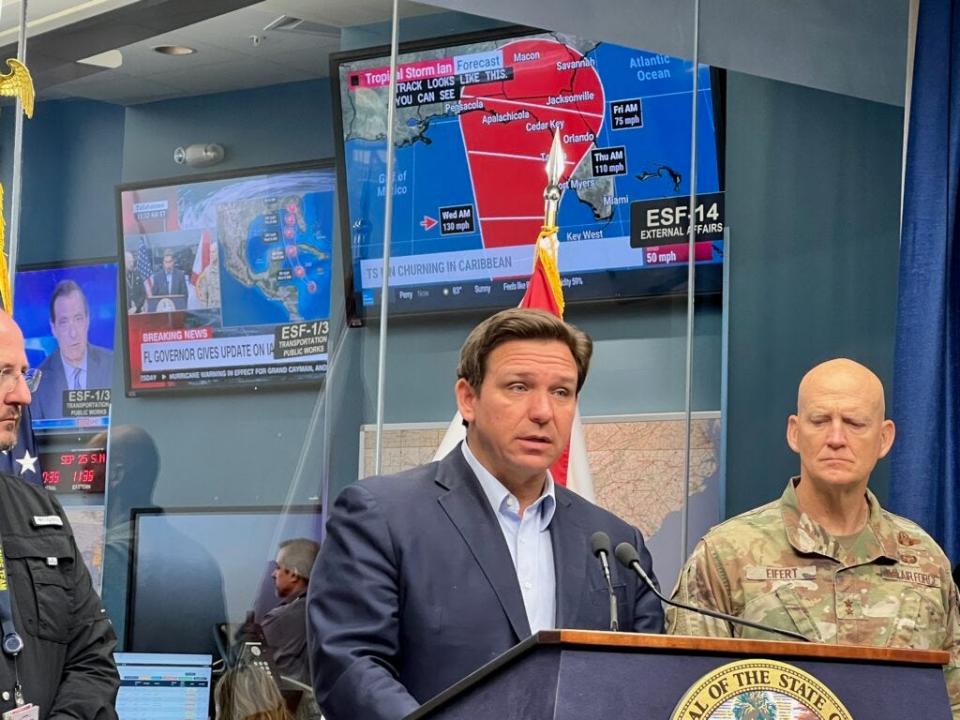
[407,630,952,719]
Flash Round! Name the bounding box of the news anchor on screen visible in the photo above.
[307,309,663,720]
[32,280,113,420]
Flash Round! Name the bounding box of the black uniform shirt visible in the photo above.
[0,472,118,719]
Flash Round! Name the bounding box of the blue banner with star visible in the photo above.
[0,404,41,485]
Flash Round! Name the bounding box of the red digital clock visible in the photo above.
[40,447,107,494]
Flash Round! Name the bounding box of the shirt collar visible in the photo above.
[460,441,556,531]
[62,347,88,375]
[780,476,897,563]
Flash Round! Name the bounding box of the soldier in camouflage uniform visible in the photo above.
[667,358,960,717]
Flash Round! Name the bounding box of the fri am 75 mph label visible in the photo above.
[274,320,329,359]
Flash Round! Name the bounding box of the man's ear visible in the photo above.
[455,378,477,424]
[878,419,896,459]
[786,415,800,453]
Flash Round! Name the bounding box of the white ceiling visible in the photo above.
[18,0,436,105]
[0,0,140,41]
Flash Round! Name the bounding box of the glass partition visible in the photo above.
[380,2,709,598]
[695,0,907,516]
[0,0,912,717]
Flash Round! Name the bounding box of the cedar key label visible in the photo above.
[671,660,852,720]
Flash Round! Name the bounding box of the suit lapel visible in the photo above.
[550,489,589,628]
[436,448,531,640]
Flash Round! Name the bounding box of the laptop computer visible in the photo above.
[114,652,213,720]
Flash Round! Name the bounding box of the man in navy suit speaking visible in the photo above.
[33,280,113,420]
[148,249,188,298]
[308,308,663,720]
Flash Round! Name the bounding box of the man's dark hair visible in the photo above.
[457,308,592,393]
[49,279,89,322]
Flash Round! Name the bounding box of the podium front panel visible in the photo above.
[417,644,951,719]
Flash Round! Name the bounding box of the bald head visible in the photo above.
[0,312,30,451]
[797,358,886,418]
[0,312,24,346]
[788,358,895,496]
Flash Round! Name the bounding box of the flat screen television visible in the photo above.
[13,259,118,431]
[127,506,323,655]
[116,160,336,396]
[331,27,724,323]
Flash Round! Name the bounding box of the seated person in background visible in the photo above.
[262,538,319,684]
[308,308,663,720]
[215,664,291,720]
[668,358,960,717]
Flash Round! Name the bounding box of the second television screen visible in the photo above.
[117,162,336,395]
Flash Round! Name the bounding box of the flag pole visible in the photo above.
[7,0,29,307]
[680,0,702,562]
[373,0,401,475]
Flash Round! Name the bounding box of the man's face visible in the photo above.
[456,339,578,488]
[163,255,175,272]
[0,315,31,452]
[272,550,300,598]
[50,291,90,366]
[786,362,895,495]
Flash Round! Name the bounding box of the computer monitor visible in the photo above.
[127,506,323,655]
[114,652,213,720]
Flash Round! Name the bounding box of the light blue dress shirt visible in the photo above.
[61,351,88,390]
[461,441,557,634]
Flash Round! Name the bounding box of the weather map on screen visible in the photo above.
[333,29,724,320]
[117,162,335,395]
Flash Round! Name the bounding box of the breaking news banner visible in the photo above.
[118,161,335,394]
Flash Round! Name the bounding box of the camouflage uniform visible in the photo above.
[667,478,960,718]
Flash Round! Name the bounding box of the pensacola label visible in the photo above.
[671,659,851,720]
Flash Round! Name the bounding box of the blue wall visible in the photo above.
[724,73,903,515]
[1,99,125,265]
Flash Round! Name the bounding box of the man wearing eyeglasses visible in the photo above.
[0,311,120,719]
[263,538,320,684]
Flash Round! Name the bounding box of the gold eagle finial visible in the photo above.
[0,59,34,119]
[0,59,35,311]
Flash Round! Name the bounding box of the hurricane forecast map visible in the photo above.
[336,31,723,316]
[120,166,335,393]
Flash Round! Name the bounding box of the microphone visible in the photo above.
[590,531,619,631]
[613,542,809,643]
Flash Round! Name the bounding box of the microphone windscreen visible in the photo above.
[614,541,640,568]
[590,531,612,558]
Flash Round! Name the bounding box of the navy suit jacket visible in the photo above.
[149,268,188,297]
[33,345,113,420]
[307,445,664,720]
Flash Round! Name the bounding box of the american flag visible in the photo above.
[0,395,42,485]
[136,236,153,291]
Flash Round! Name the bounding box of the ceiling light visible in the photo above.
[77,49,123,69]
[153,45,196,56]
